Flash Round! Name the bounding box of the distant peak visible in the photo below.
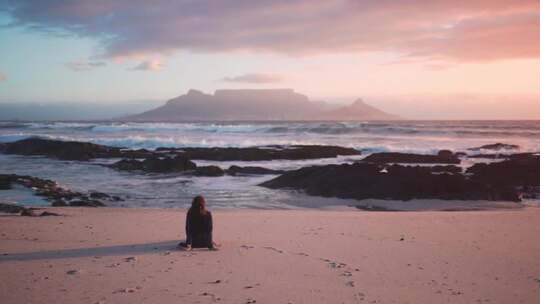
[352,98,366,106]
[187,89,204,96]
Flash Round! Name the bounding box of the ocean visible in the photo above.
[1,120,540,209]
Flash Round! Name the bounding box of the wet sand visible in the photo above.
[1,207,539,303]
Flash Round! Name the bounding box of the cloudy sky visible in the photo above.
[0,0,539,119]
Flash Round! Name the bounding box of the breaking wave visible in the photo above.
[1,120,540,153]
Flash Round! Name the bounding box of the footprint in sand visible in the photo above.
[113,286,142,294]
[262,246,284,254]
[319,258,361,288]
[106,263,121,268]
[200,292,220,302]
[325,260,346,269]
[124,256,137,262]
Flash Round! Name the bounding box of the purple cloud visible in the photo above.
[2,0,540,62]
[222,73,282,83]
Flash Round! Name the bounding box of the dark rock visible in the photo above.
[226,165,284,176]
[0,203,28,214]
[1,137,122,161]
[437,150,454,159]
[431,165,462,174]
[0,174,108,207]
[39,211,61,216]
[0,204,60,217]
[193,166,226,177]
[68,200,106,207]
[260,163,519,202]
[508,153,539,160]
[110,155,196,173]
[467,152,537,160]
[122,148,155,159]
[467,153,508,159]
[354,205,397,211]
[110,159,142,171]
[468,143,520,151]
[88,191,123,201]
[89,191,111,199]
[2,138,360,162]
[143,156,196,172]
[52,200,68,207]
[170,145,360,161]
[362,152,460,164]
[0,175,11,190]
[20,209,35,216]
[467,156,540,188]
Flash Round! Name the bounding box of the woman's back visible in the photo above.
[186,208,212,235]
[184,195,215,249]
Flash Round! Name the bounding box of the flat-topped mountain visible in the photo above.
[122,89,399,121]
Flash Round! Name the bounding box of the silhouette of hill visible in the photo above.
[122,89,400,121]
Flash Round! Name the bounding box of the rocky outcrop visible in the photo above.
[0,203,60,216]
[109,158,284,177]
[0,174,117,207]
[260,163,520,202]
[164,145,360,161]
[109,156,196,173]
[0,202,29,214]
[468,143,520,151]
[0,137,122,161]
[466,155,540,187]
[193,166,226,177]
[361,151,460,164]
[467,152,536,160]
[226,165,284,175]
[430,165,462,174]
[2,138,360,162]
[62,200,105,207]
[0,175,11,190]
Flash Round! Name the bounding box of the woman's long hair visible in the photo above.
[189,195,208,216]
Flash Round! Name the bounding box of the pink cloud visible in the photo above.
[0,72,6,82]
[3,0,540,62]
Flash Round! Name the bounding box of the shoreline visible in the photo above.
[3,136,540,209]
[1,206,539,303]
[1,196,529,212]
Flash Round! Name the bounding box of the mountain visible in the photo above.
[321,98,401,120]
[121,89,399,121]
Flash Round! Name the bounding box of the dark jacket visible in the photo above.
[185,209,213,248]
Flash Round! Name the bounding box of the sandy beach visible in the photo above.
[1,207,539,304]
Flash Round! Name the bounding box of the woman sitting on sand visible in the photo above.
[179,195,217,250]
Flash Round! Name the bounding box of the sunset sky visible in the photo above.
[1,0,539,119]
